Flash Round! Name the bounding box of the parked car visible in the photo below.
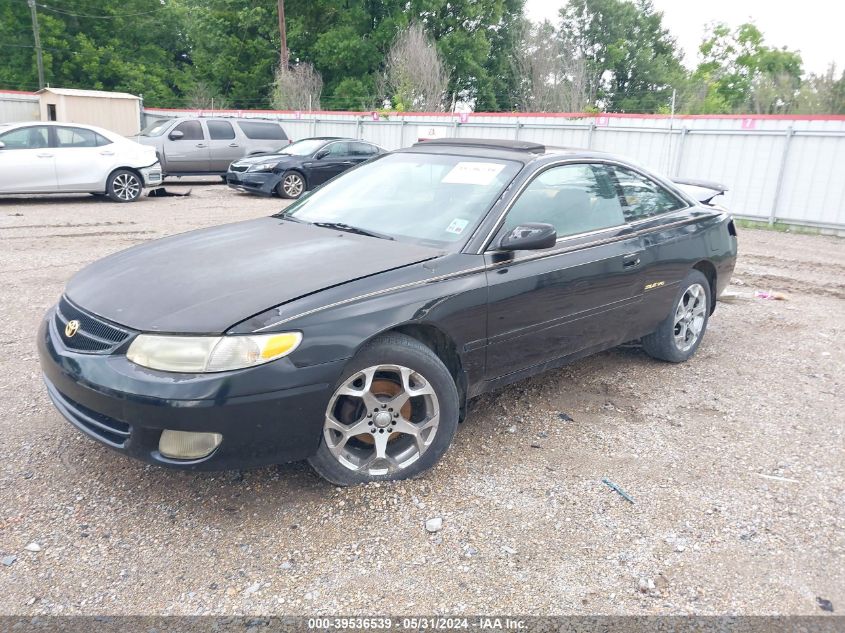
[38,139,737,485]
[0,121,161,202]
[134,117,290,176]
[226,137,385,199]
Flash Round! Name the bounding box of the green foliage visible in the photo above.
[558,0,686,113]
[0,0,840,114]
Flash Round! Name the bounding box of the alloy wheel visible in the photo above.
[673,283,707,352]
[322,364,440,476]
[282,174,304,198]
[113,172,140,201]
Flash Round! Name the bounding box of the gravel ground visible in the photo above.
[0,181,842,616]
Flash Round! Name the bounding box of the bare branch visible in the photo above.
[383,23,449,112]
[272,62,323,111]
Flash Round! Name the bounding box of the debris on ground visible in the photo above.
[754,290,788,300]
[425,517,443,533]
[558,412,574,422]
[602,478,635,504]
[816,597,834,612]
[23,543,41,552]
[755,473,800,484]
[148,187,192,197]
[1,556,16,567]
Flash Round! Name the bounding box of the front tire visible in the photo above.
[642,270,711,363]
[277,171,305,199]
[106,169,142,202]
[308,334,459,486]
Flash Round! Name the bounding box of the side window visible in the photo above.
[237,121,287,140]
[0,125,49,149]
[503,164,626,238]
[172,120,204,141]
[95,133,112,147]
[55,127,100,148]
[609,166,685,222]
[351,142,378,157]
[207,120,235,140]
[326,142,352,157]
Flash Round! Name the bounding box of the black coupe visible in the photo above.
[38,139,737,485]
[226,137,384,199]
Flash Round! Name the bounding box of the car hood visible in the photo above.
[65,217,441,333]
[231,153,298,167]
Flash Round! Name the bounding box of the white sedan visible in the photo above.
[0,121,162,202]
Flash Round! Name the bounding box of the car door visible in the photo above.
[163,120,209,173]
[483,162,645,379]
[53,126,116,190]
[205,120,242,172]
[308,141,354,186]
[605,165,694,338]
[0,125,56,193]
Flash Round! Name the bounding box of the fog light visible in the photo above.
[158,430,222,460]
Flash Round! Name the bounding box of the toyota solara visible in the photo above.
[38,138,737,485]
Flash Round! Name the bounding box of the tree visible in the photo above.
[381,23,448,111]
[513,19,590,112]
[684,22,803,114]
[795,64,845,114]
[557,0,685,112]
[272,62,323,110]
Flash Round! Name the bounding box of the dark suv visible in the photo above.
[134,117,291,176]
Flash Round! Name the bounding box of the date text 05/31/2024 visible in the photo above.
[307,617,528,630]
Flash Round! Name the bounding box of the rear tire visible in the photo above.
[308,334,459,486]
[106,169,142,202]
[642,270,711,363]
[277,171,305,199]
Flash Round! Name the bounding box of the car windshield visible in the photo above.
[279,152,522,247]
[281,139,330,156]
[138,120,171,136]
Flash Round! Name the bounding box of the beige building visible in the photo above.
[36,87,142,136]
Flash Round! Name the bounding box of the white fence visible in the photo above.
[144,108,845,231]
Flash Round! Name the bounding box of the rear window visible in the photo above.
[237,121,287,140]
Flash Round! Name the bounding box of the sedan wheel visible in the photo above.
[107,169,142,202]
[278,172,305,199]
[642,269,711,363]
[309,334,459,485]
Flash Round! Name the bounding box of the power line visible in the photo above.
[34,2,168,19]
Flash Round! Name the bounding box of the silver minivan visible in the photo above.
[134,117,291,176]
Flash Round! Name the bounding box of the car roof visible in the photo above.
[401,138,618,165]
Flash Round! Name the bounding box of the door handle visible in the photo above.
[99,150,114,156]
[196,143,208,148]
[623,252,642,268]
[37,153,53,158]
[228,143,239,148]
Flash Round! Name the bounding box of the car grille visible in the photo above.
[45,380,130,447]
[230,164,249,172]
[54,296,131,354]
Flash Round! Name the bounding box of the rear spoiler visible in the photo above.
[672,178,728,205]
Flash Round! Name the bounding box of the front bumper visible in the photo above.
[140,162,163,187]
[37,308,345,470]
[225,170,280,196]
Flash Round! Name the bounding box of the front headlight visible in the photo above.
[126,332,302,373]
[247,161,277,172]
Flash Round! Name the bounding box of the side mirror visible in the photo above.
[496,223,557,251]
[168,130,184,140]
[314,149,329,159]
[0,141,5,150]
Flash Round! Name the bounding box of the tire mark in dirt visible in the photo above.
[0,221,136,231]
[4,230,156,239]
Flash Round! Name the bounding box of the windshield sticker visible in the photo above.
[445,218,469,235]
[442,162,506,186]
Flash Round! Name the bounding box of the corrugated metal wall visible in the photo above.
[0,91,40,123]
[112,106,845,229]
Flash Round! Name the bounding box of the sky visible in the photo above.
[524,0,845,75]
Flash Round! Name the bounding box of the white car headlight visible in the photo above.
[126,332,302,373]
[247,161,278,172]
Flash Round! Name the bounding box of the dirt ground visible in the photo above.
[0,180,842,616]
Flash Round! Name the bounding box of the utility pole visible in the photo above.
[28,0,45,89]
[277,0,288,70]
